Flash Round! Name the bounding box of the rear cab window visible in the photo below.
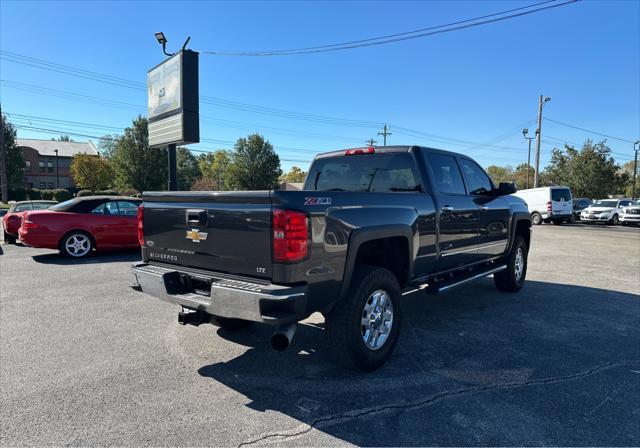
[304,153,421,192]
[551,188,572,202]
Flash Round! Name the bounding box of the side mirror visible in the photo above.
[496,182,517,196]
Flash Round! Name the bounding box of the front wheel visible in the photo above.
[494,235,528,292]
[325,266,402,372]
[610,214,619,225]
[60,231,94,258]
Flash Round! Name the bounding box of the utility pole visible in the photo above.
[533,95,551,188]
[54,149,59,189]
[633,140,640,200]
[522,128,537,189]
[0,105,7,204]
[365,138,377,146]
[378,124,392,146]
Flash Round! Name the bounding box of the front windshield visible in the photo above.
[592,200,617,208]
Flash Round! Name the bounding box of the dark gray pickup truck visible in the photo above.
[131,145,531,371]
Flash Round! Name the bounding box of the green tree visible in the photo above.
[51,135,73,142]
[198,150,231,190]
[226,134,282,190]
[98,134,120,159]
[622,160,639,198]
[486,165,514,185]
[70,153,114,191]
[177,147,201,190]
[111,116,167,193]
[1,113,24,200]
[280,166,307,183]
[541,139,627,198]
[512,163,536,190]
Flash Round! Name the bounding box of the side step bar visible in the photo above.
[437,265,506,294]
[405,264,507,296]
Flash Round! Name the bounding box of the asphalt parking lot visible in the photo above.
[1,223,639,446]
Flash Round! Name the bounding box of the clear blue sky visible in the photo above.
[1,0,638,172]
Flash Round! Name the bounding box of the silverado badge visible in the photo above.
[185,229,208,243]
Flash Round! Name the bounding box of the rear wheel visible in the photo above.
[552,219,564,225]
[610,214,619,225]
[325,266,402,372]
[4,232,16,244]
[60,231,94,258]
[531,212,542,225]
[210,315,252,330]
[494,235,528,292]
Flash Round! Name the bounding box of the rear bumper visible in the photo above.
[130,262,308,325]
[620,214,640,223]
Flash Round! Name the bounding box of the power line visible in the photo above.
[544,117,636,144]
[199,0,579,56]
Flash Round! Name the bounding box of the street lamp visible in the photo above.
[54,149,59,189]
[154,31,172,56]
[523,128,538,189]
[633,140,640,201]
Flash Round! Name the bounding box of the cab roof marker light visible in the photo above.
[345,147,376,156]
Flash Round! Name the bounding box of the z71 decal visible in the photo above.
[304,197,332,206]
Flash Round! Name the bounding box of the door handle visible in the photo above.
[480,206,489,212]
[441,206,454,213]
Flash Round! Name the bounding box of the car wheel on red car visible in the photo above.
[4,231,16,244]
[60,231,94,258]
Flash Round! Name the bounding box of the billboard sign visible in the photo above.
[147,50,199,147]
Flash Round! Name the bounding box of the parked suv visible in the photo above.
[130,146,531,371]
[620,200,640,226]
[580,198,633,225]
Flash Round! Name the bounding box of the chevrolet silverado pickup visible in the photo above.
[130,146,531,371]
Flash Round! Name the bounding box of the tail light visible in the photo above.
[547,201,553,215]
[345,147,375,156]
[22,213,40,230]
[137,205,144,246]
[272,209,309,263]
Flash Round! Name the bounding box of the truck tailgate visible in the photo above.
[142,191,273,280]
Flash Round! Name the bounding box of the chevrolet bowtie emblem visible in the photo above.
[185,229,208,243]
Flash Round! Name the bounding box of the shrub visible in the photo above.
[77,189,94,197]
[40,189,54,200]
[118,188,138,197]
[52,189,72,202]
[8,188,27,201]
[26,189,42,200]
[95,190,120,196]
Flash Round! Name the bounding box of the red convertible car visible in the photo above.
[19,196,142,257]
[3,200,57,244]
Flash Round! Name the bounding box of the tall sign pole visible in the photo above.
[148,33,199,192]
[0,104,7,203]
[633,141,640,200]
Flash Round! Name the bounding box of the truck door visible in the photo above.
[425,153,480,270]
[458,158,510,258]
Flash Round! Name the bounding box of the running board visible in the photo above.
[435,265,506,294]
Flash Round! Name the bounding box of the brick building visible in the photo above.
[17,139,99,189]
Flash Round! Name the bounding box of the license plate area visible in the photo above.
[165,272,212,298]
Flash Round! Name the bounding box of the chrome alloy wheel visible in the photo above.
[65,234,91,257]
[514,247,524,281]
[361,289,394,351]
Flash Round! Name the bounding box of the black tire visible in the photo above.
[209,315,252,330]
[325,266,402,372]
[494,235,528,293]
[531,213,542,225]
[610,214,619,225]
[552,219,564,225]
[60,231,94,258]
[4,232,16,244]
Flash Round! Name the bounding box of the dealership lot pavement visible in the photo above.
[1,224,639,446]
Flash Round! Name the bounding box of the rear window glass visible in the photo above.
[14,204,32,212]
[551,188,572,202]
[32,203,53,210]
[304,153,421,192]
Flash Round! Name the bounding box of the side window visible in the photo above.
[32,203,51,210]
[460,158,493,195]
[91,202,118,215]
[116,201,139,216]
[619,200,631,207]
[427,154,466,195]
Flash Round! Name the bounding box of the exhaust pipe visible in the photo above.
[270,323,297,352]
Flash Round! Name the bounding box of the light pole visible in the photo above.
[522,128,537,189]
[54,149,59,189]
[633,140,640,201]
[533,95,551,188]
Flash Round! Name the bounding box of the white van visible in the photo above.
[513,186,573,225]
